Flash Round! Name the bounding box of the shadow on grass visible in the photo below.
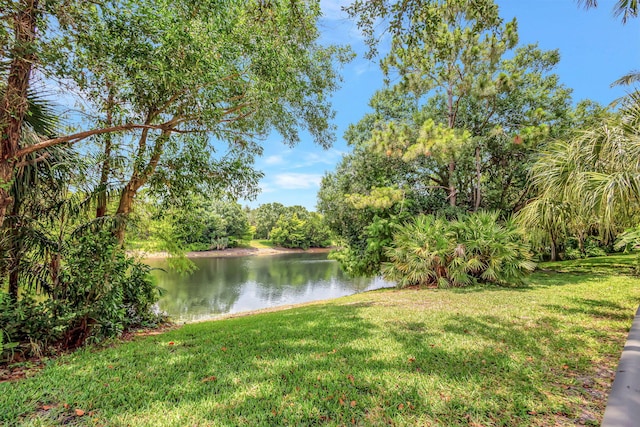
[543,298,634,322]
[2,294,632,426]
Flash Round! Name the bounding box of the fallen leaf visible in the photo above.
[168,342,175,346]
[347,374,355,385]
[63,403,69,409]
[107,365,114,369]
[408,357,416,363]
[398,403,405,410]
[350,400,356,408]
[528,410,537,415]
[75,409,85,417]
[221,347,227,352]
[201,376,217,383]
[339,398,345,406]
[41,405,53,411]
[562,365,569,370]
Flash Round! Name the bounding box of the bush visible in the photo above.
[0,231,163,362]
[563,236,608,260]
[383,211,535,288]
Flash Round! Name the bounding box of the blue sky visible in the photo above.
[244,0,640,211]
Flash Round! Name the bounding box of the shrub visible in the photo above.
[383,211,535,288]
[0,231,163,362]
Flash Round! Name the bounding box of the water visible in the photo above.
[146,252,392,322]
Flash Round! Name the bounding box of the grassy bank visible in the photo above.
[1,255,639,426]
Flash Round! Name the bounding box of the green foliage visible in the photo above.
[519,92,640,260]
[131,195,252,252]
[0,231,163,362]
[383,211,535,288]
[249,202,287,239]
[320,1,576,278]
[270,211,332,250]
[563,237,608,260]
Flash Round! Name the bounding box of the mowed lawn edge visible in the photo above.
[1,255,639,426]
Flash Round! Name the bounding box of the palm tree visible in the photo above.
[518,91,640,259]
[1,91,63,299]
[578,0,638,23]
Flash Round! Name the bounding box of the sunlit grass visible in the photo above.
[249,239,275,249]
[1,255,639,426]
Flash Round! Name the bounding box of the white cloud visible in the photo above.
[259,182,276,193]
[273,173,323,190]
[320,0,351,21]
[292,149,346,168]
[264,155,285,165]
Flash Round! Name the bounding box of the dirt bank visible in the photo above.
[134,246,333,260]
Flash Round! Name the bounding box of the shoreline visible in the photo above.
[133,246,333,260]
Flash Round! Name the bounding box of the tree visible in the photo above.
[269,210,332,250]
[0,0,349,233]
[516,94,639,260]
[347,1,571,211]
[250,203,286,240]
[368,0,518,207]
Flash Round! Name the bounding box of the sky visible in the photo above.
[243,0,640,211]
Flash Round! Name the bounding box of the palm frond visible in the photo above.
[611,70,640,87]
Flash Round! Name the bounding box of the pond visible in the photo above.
[146,252,392,322]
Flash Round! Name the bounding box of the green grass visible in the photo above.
[2,255,639,426]
[249,239,276,249]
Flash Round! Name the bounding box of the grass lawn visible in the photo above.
[1,255,639,426]
[248,239,276,249]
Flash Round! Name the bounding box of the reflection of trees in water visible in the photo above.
[248,253,368,302]
[148,253,388,320]
[150,257,248,319]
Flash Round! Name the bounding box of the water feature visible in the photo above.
[146,252,392,322]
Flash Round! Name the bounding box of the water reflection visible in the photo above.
[146,252,391,322]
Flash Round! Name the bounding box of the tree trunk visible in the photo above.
[578,233,586,256]
[7,197,23,300]
[474,145,481,211]
[113,130,169,244]
[96,87,115,218]
[550,236,558,262]
[0,0,39,228]
[0,164,15,229]
[114,181,137,244]
[448,159,456,207]
[446,85,457,208]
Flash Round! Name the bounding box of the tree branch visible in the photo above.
[14,123,172,158]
